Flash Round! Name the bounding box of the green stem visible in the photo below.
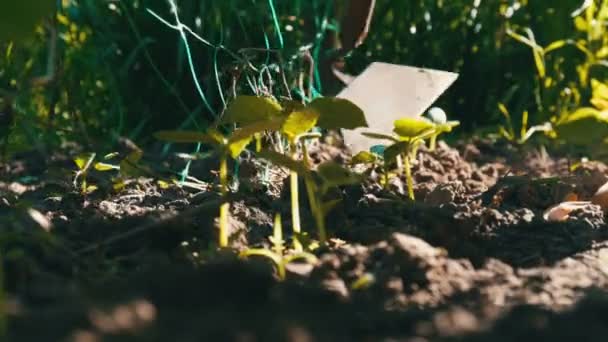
[404,154,414,200]
[219,155,229,247]
[290,149,303,251]
[272,212,284,255]
[304,175,326,243]
[429,134,437,151]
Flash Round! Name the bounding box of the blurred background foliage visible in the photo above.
[0,0,607,154]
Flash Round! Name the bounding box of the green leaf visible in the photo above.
[119,150,144,178]
[154,130,225,145]
[350,151,377,165]
[555,108,608,145]
[94,162,119,171]
[309,97,368,130]
[591,79,608,110]
[281,109,319,141]
[257,150,309,175]
[227,136,253,159]
[384,141,411,162]
[361,132,399,143]
[222,95,283,125]
[317,162,362,188]
[0,0,55,42]
[74,153,95,170]
[228,119,284,143]
[393,118,436,138]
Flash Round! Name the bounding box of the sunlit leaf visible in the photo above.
[543,39,569,54]
[74,153,95,170]
[393,118,436,138]
[350,151,377,165]
[281,108,319,141]
[222,95,283,125]
[228,119,283,143]
[227,136,253,159]
[94,162,119,171]
[85,185,98,194]
[103,152,120,160]
[555,107,608,145]
[309,97,367,130]
[591,79,608,110]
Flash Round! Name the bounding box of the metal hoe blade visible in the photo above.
[337,62,458,153]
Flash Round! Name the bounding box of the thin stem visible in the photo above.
[404,154,414,200]
[304,175,326,243]
[290,153,303,251]
[429,134,438,151]
[219,155,229,247]
[272,212,284,255]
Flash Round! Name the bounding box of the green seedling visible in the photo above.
[73,153,98,194]
[363,117,440,200]
[239,213,317,280]
[222,95,367,250]
[155,119,279,248]
[258,150,363,244]
[497,103,551,144]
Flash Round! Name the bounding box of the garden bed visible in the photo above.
[3,137,608,341]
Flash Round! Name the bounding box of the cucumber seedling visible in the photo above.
[258,150,363,244]
[155,119,280,248]
[364,117,452,200]
[239,213,317,280]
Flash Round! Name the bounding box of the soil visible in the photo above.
[3,137,608,341]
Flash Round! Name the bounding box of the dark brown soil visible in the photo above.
[3,138,608,342]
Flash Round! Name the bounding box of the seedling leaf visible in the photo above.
[361,132,399,143]
[384,141,411,162]
[228,136,253,159]
[310,97,368,130]
[222,95,283,125]
[228,119,283,144]
[393,118,436,138]
[74,153,95,170]
[350,151,377,165]
[281,108,319,142]
[94,162,119,171]
[317,161,362,188]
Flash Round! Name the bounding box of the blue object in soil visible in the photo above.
[370,145,385,156]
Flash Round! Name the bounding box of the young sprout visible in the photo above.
[363,117,438,200]
[239,213,317,280]
[257,150,362,244]
[73,153,98,194]
[280,108,320,251]
[154,119,280,248]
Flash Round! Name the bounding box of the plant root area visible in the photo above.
[3,138,608,341]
